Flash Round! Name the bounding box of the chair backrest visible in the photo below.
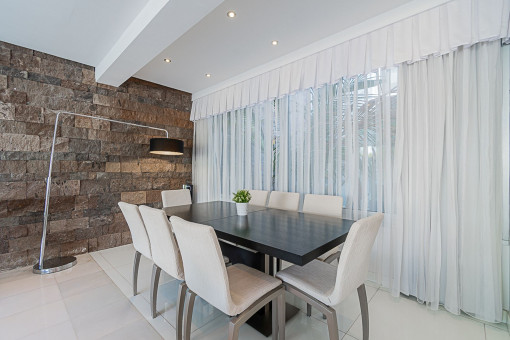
[161,189,192,208]
[329,213,384,305]
[118,202,151,259]
[139,206,184,280]
[170,216,234,315]
[267,191,300,211]
[302,194,343,218]
[248,189,269,206]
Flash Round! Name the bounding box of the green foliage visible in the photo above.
[232,190,251,203]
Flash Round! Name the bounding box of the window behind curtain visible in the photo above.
[273,68,397,213]
[193,67,398,215]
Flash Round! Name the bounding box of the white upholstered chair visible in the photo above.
[161,189,192,208]
[248,189,269,206]
[139,206,186,338]
[162,188,231,265]
[170,216,286,340]
[267,191,300,211]
[118,202,151,296]
[267,191,300,271]
[303,194,344,264]
[302,194,343,218]
[302,194,345,317]
[276,213,384,340]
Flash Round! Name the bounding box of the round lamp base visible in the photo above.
[33,256,77,275]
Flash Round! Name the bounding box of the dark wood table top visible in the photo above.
[163,201,355,266]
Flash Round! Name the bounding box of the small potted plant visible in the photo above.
[232,190,251,216]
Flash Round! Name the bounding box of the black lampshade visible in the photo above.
[149,138,184,155]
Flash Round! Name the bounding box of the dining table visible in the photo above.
[163,200,355,336]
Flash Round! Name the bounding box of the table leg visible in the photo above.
[245,255,299,337]
[219,243,299,337]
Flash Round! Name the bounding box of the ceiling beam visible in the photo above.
[95,0,223,87]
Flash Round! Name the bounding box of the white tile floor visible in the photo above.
[0,253,160,339]
[0,244,508,340]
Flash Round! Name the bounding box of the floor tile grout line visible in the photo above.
[68,298,144,339]
[0,277,58,298]
[190,313,225,334]
[0,275,58,301]
[94,252,133,294]
[295,307,350,339]
[97,251,190,334]
[0,271,76,339]
[58,272,113,300]
[145,312,177,334]
[377,285,509,332]
[137,280,219,335]
[67,273,138,323]
[61,263,131,339]
[458,310,510,331]
[62,282,126,316]
[89,252,164,338]
[99,315,163,340]
[94,251,175,339]
[53,272,79,340]
[0,288,67,322]
[17,319,78,340]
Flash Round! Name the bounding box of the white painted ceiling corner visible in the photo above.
[95,0,224,87]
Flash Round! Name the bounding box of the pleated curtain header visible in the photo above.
[190,0,510,121]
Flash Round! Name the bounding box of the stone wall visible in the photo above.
[0,41,193,271]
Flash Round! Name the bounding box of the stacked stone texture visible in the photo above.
[0,41,193,270]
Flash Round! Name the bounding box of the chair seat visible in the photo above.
[227,264,282,316]
[276,259,336,305]
[317,244,344,261]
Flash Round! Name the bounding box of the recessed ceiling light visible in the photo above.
[205,73,211,78]
[164,58,171,63]
[272,40,278,46]
[227,10,236,18]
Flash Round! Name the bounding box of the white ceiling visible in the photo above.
[0,0,447,98]
[0,0,150,66]
[135,0,416,95]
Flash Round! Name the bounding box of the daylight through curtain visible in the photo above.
[192,41,506,322]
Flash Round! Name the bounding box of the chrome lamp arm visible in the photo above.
[34,111,169,274]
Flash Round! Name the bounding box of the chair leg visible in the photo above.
[150,264,161,318]
[176,282,187,340]
[306,303,312,317]
[228,321,240,340]
[277,291,285,340]
[358,284,369,340]
[225,287,285,340]
[323,251,341,264]
[183,290,196,340]
[323,306,339,340]
[285,283,340,339]
[132,251,141,296]
[272,297,279,340]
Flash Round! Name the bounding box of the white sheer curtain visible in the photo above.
[192,40,506,322]
[391,40,504,322]
[192,101,273,203]
[273,70,398,221]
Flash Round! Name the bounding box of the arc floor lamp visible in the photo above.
[33,111,184,274]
